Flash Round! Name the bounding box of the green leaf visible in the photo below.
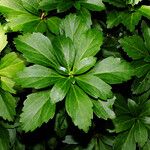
[113,115,135,133]
[131,60,150,78]
[76,74,112,100]
[0,90,16,121]
[20,91,56,132]
[143,139,150,150]
[132,72,150,94]
[21,0,40,15]
[142,21,150,51]
[0,0,26,14]
[60,14,89,41]
[127,0,142,5]
[139,5,150,19]
[77,8,92,27]
[0,77,15,93]
[107,11,141,31]
[92,99,115,120]
[74,57,97,75]
[80,0,105,11]
[57,0,73,12]
[50,78,71,104]
[65,85,93,132]
[145,56,150,62]
[7,13,46,33]
[39,0,59,11]
[14,33,57,68]
[0,24,7,52]
[119,35,148,60]
[114,94,129,115]
[106,11,124,28]
[114,129,136,150]
[74,28,103,61]
[0,52,24,78]
[103,0,126,8]
[0,0,47,32]
[0,126,9,150]
[39,0,73,12]
[134,121,148,147]
[47,17,61,35]
[86,136,112,150]
[54,110,68,137]
[127,99,138,113]
[16,65,62,89]
[93,57,133,84]
[53,36,75,71]
[121,11,141,32]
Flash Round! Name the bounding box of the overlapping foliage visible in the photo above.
[0,0,150,149]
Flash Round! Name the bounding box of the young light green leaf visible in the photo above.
[60,14,89,41]
[16,65,62,89]
[93,57,133,84]
[0,52,24,78]
[134,121,148,147]
[142,21,150,51]
[47,17,61,35]
[1,77,15,94]
[0,90,16,121]
[92,99,115,120]
[74,28,103,61]
[50,78,71,104]
[74,57,97,75]
[139,5,150,19]
[53,36,75,71]
[0,126,9,150]
[0,0,26,14]
[76,74,112,100]
[65,85,93,132]
[14,33,57,68]
[80,0,105,11]
[20,90,56,132]
[0,24,7,52]
[119,35,148,60]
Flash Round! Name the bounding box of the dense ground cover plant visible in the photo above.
[0,0,150,149]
